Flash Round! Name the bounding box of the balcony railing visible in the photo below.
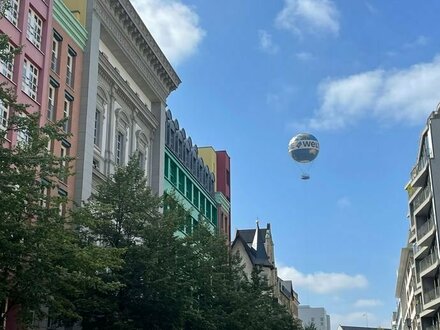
[411,154,429,180]
[419,250,438,273]
[424,286,440,304]
[413,182,431,211]
[418,217,434,240]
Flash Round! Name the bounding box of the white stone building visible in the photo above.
[73,0,180,203]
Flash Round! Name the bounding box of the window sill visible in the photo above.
[25,37,45,56]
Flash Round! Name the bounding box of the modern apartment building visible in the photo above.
[67,0,180,204]
[299,305,331,330]
[199,147,231,242]
[164,110,218,234]
[396,109,440,330]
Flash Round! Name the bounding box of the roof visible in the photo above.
[232,224,273,269]
[339,326,391,330]
[236,228,268,244]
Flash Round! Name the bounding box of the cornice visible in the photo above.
[94,0,181,102]
[98,52,159,131]
[53,0,87,50]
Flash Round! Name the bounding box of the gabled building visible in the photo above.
[232,222,299,318]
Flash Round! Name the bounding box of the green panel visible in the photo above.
[53,0,87,50]
[170,160,177,185]
[193,187,199,208]
[186,177,192,200]
[178,169,185,192]
[164,154,169,178]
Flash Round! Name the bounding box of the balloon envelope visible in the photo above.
[288,133,319,163]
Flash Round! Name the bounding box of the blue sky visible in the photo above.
[132,0,440,328]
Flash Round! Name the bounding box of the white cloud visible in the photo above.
[276,0,340,37]
[296,51,314,61]
[337,196,351,209]
[266,85,297,111]
[301,55,440,130]
[258,30,279,54]
[278,266,368,294]
[404,35,429,49]
[131,0,205,65]
[354,299,383,308]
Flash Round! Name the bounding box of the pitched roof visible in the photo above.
[232,225,273,268]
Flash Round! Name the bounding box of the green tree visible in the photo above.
[74,157,190,329]
[0,26,121,328]
[303,321,318,330]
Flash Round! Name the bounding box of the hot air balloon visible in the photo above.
[288,133,319,180]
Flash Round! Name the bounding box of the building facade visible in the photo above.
[67,0,180,204]
[199,147,231,242]
[395,108,440,330]
[164,110,218,234]
[232,222,300,318]
[0,0,53,145]
[299,305,331,330]
[48,0,87,208]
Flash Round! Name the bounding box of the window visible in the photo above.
[27,8,43,50]
[66,49,75,87]
[170,160,177,185]
[17,127,29,145]
[178,169,185,192]
[115,131,124,165]
[22,58,39,100]
[62,95,72,132]
[138,151,145,170]
[60,145,68,182]
[94,109,101,147]
[0,43,14,80]
[47,85,55,120]
[164,154,169,178]
[193,187,199,208]
[51,36,59,72]
[0,100,9,131]
[5,0,19,26]
[186,177,192,200]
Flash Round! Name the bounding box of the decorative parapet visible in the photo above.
[215,191,230,213]
[53,0,87,50]
[95,0,181,102]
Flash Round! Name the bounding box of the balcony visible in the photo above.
[424,286,440,313]
[418,217,436,247]
[411,155,429,187]
[413,182,432,216]
[419,250,439,277]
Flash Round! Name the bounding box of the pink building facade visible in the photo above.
[0,0,53,148]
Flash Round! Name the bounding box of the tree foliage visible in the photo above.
[73,158,301,330]
[0,29,121,329]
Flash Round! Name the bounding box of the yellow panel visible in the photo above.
[63,0,87,27]
[199,147,217,186]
